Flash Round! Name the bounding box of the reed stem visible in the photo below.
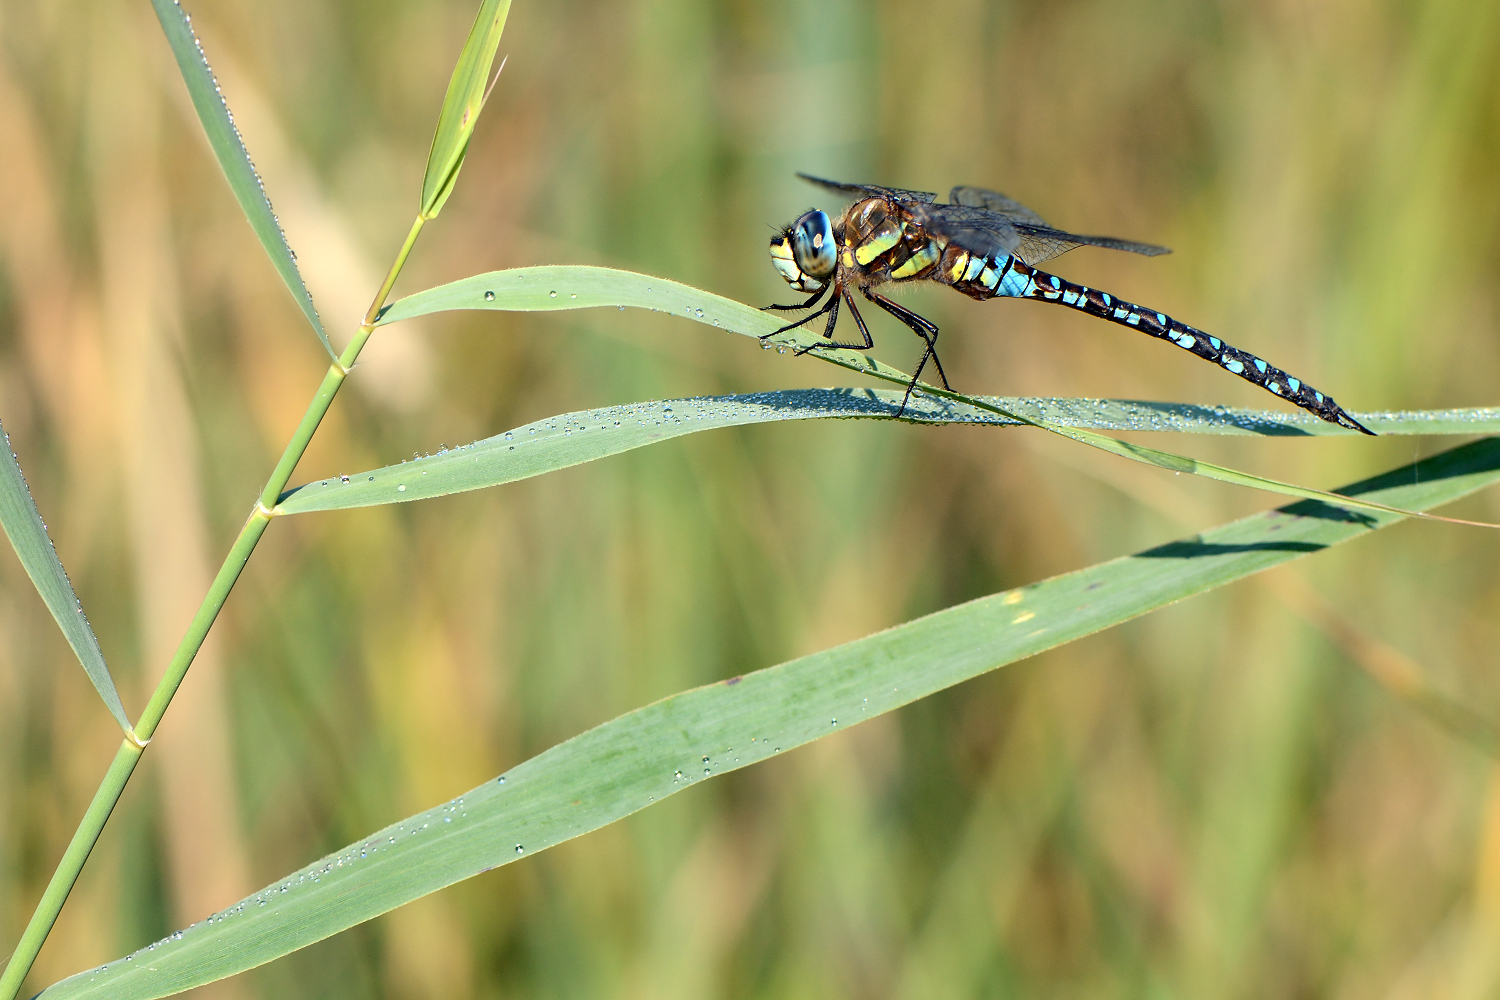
[0,214,427,1000]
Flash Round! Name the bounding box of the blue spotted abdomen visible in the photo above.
[937,245,1021,300]
[976,258,1367,431]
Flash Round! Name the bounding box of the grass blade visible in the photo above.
[0,420,128,731]
[375,265,777,331]
[270,390,1079,514]
[35,437,1500,1000]
[148,0,332,359]
[375,267,1499,523]
[272,389,1500,516]
[419,0,512,219]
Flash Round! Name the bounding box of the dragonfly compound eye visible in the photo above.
[791,210,836,280]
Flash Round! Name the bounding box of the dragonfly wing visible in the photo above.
[1012,223,1171,265]
[951,185,1170,264]
[907,202,1023,259]
[796,173,938,204]
[949,185,1049,227]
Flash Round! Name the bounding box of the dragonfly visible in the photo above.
[765,173,1374,434]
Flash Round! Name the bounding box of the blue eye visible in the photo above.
[791,210,836,279]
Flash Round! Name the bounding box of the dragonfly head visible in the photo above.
[770,209,836,291]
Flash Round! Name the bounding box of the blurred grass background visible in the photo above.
[2,0,1500,996]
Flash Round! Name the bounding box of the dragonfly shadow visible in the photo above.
[744,389,1332,434]
[1139,499,1382,561]
[761,387,902,417]
[746,387,1019,424]
[1117,400,1319,436]
[1137,538,1326,559]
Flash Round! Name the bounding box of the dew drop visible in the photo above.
[484,290,496,301]
[548,290,557,298]
[515,844,524,854]
[397,484,406,492]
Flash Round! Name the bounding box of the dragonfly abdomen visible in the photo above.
[936,246,1018,299]
[1007,261,1374,434]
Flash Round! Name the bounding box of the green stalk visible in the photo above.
[0,215,428,1000]
[0,741,142,998]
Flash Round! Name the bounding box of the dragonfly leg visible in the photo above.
[836,289,876,348]
[792,286,878,355]
[765,287,838,340]
[793,292,840,354]
[864,290,949,416]
[762,285,829,312]
[865,291,949,388]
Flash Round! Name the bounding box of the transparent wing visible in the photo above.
[1008,226,1170,263]
[799,175,1172,264]
[796,173,938,204]
[1011,225,1171,264]
[949,186,1049,227]
[950,184,1171,264]
[906,202,1023,259]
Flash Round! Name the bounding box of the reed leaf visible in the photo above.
[147,0,331,359]
[0,420,128,731]
[273,390,1500,515]
[35,436,1500,1000]
[373,267,1495,526]
[419,0,512,219]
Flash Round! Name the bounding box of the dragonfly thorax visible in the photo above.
[769,209,836,291]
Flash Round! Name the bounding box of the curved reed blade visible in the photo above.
[272,391,1500,516]
[34,437,1500,1000]
[373,266,1499,524]
[0,420,128,732]
[419,0,512,219]
[148,0,332,359]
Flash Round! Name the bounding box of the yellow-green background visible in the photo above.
[2,0,1499,996]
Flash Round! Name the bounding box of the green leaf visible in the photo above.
[36,437,1500,1000]
[0,419,129,732]
[373,266,1500,526]
[148,0,332,359]
[375,265,781,334]
[268,390,1073,514]
[419,0,512,218]
[272,389,1500,516]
